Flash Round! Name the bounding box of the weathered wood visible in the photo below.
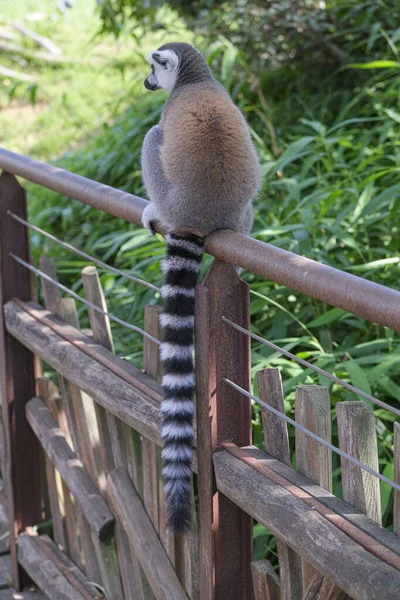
[302,573,347,600]
[258,368,302,600]
[82,265,137,600]
[242,446,400,556]
[0,172,43,589]
[26,397,114,540]
[195,260,253,600]
[251,560,280,600]
[143,304,200,600]
[0,588,48,599]
[39,535,99,598]
[107,468,188,600]
[258,369,290,467]
[39,261,96,571]
[295,385,332,592]
[0,554,11,590]
[142,304,163,531]
[213,448,400,600]
[18,534,99,600]
[58,297,100,486]
[394,422,400,536]
[39,256,63,317]
[4,300,166,449]
[0,504,9,555]
[337,401,381,524]
[37,377,68,552]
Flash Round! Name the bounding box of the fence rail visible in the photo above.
[1,150,400,600]
[1,147,400,331]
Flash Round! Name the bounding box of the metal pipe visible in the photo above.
[1,148,400,331]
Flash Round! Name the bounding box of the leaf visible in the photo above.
[351,182,375,222]
[307,308,347,328]
[345,257,400,272]
[221,44,238,88]
[347,60,400,69]
[357,182,400,219]
[277,137,315,171]
[385,108,400,124]
[345,360,372,397]
[380,463,394,519]
[300,119,326,136]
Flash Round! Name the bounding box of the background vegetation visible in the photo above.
[1,0,400,566]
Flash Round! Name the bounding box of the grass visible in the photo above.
[0,0,177,159]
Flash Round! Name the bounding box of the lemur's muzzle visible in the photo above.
[144,75,160,91]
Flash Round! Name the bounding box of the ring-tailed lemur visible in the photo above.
[141,42,260,533]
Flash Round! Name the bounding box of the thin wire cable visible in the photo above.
[224,377,400,493]
[7,210,161,293]
[222,316,400,419]
[9,253,161,345]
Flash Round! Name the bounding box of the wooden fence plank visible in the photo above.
[142,305,163,532]
[295,385,332,592]
[37,377,68,553]
[4,300,165,448]
[195,260,253,600]
[337,401,382,524]
[0,172,43,589]
[26,397,114,540]
[213,448,400,600]
[251,560,280,600]
[302,573,348,600]
[81,265,140,600]
[258,368,302,600]
[107,467,189,600]
[18,533,99,600]
[143,304,200,600]
[394,422,400,536]
[39,260,96,572]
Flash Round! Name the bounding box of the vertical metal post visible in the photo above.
[0,172,43,589]
[196,260,254,600]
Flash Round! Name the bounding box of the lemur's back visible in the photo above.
[160,82,260,234]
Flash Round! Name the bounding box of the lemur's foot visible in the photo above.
[142,204,160,235]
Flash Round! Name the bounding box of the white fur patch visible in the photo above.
[160,342,194,361]
[166,236,204,256]
[161,256,201,273]
[162,373,195,389]
[162,421,194,440]
[161,398,194,417]
[147,49,179,93]
[161,285,195,298]
[159,313,195,329]
[162,443,192,462]
[162,463,192,479]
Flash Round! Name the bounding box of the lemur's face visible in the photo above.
[144,49,179,93]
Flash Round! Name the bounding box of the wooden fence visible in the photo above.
[1,148,400,600]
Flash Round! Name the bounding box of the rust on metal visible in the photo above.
[1,148,400,332]
[220,442,400,573]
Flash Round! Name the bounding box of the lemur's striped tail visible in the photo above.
[159,232,204,533]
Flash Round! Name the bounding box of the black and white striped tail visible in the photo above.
[159,232,204,533]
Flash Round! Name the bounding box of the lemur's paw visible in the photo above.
[142,204,160,235]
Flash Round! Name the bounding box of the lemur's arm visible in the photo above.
[141,125,171,233]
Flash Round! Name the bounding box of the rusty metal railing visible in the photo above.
[1,147,400,331]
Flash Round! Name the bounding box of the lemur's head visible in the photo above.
[144,43,212,93]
